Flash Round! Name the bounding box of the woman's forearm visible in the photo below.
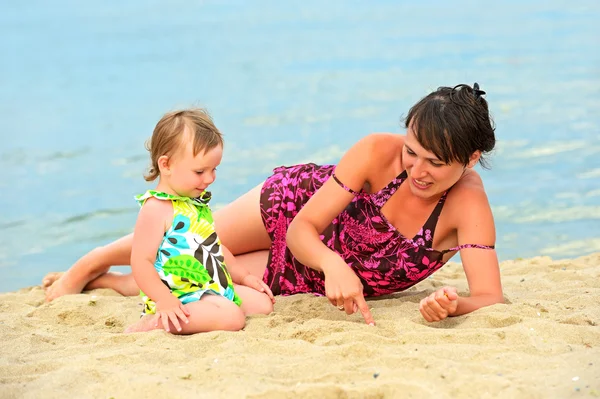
[287,218,343,273]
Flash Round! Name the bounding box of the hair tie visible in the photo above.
[473,82,486,98]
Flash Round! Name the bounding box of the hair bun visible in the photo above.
[472,83,486,98]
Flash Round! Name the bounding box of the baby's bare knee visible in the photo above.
[221,308,246,331]
[254,298,274,315]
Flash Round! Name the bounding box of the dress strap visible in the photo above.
[440,243,495,255]
[331,173,359,195]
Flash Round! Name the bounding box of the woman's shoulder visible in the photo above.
[360,132,404,148]
[353,133,405,163]
[446,170,493,226]
[452,169,486,196]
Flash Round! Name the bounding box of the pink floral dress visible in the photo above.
[260,163,494,297]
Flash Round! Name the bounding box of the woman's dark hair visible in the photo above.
[405,83,496,168]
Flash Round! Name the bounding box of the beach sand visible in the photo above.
[1,254,599,398]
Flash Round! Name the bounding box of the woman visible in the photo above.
[43,83,503,324]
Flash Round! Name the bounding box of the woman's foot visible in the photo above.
[43,270,139,301]
[42,272,64,289]
[42,235,136,301]
[43,270,90,302]
[42,247,111,302]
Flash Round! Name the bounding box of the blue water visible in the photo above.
[1,1,599,292]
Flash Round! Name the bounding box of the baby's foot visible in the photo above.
[42,272,64,289]
[124,315,160,333]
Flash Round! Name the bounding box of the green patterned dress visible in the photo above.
[135,190,241,314]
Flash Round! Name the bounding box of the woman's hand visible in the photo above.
[154,295,191,333]
[419,286,459,322]
[241,274,275,303]
[323,260,375,325]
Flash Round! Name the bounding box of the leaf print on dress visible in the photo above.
[156,214,192,265]
[166,214,191,248]
[162,254,212,285]
[193,232,231,290]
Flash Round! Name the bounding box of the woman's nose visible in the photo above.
[411,159,425,177]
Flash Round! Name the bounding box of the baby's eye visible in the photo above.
[195,170,204,175]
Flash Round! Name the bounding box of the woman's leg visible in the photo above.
[43,233,134,301]
[83,271,140,297]
[44,182,272,301]
[212,183,272,255]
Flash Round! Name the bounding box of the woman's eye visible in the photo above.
[406,148,415,155]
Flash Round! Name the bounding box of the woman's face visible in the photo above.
[402,126,475,200]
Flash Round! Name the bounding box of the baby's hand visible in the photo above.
[419,286,458,322]
[154,295,191,333]
[241,275,275,303]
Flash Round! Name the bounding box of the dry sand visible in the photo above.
[1,254,599,398]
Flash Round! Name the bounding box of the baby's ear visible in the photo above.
[157,155,171,175]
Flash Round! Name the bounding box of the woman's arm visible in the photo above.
[287,134,401,324]
[451,187,503,315]
[419,184,503,322]
[287,134,402,270]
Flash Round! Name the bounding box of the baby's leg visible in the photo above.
[235,285,274,316]
[44,233,134,302]
[125,295,246,334]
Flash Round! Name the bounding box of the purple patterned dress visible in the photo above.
[259,163,494,297]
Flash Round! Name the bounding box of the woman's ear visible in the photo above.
[467,150,481,168]
[157,155,171,175]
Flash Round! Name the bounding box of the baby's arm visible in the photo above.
[131,198,190,332]
[221,244,274,303]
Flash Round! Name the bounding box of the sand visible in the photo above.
[1,254,599,399]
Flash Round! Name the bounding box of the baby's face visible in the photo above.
[168,141,223,198]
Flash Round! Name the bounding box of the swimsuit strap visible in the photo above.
[440,243,496,254]
[331,173,359,195]
[330,169,408,197]
[419,190,449,245]
[424,186,496,254]
[375,169,408,197]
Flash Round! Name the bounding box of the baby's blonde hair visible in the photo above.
[144,108,224,182]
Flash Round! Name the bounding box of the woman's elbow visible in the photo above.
[286,218,297,242]
[286,217,304,251]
